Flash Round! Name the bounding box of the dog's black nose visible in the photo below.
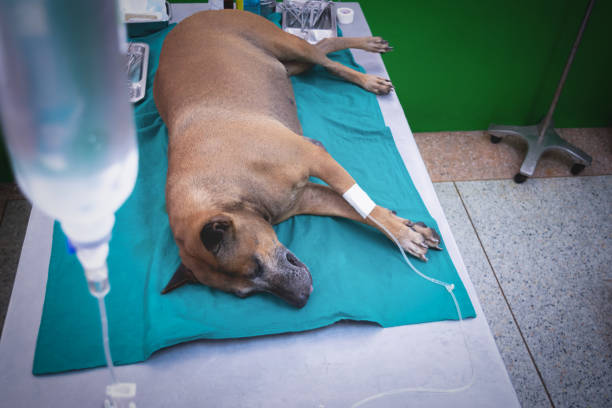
[286,251,305,269]
[291,288,312,309]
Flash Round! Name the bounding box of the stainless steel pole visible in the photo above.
[539,0,596,141]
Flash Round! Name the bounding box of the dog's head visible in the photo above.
[164,209,313,308]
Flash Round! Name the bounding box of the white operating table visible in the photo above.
[0,4,519,407]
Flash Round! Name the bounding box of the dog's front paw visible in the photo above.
[397,223,430,261]
[364,37,393,53]
[406,221,442,250]
[362,74,393,95]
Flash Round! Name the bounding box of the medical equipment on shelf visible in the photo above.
[0,1,138,407]
[121,0,170,37]
[281,0,337,44]
[127,42,150,103]
[260,0,277,17]
[121,0,169,22]
[343,184,475,406]
[336,7,355,25]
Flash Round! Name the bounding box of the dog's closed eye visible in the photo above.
[200,216,233,254]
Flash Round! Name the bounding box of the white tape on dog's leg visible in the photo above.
[342,184,376,218]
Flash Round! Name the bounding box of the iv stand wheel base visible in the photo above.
[487,121,592,184]
[513,173,528,184]
[571,163,586,175]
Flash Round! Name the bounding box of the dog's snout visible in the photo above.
[266,247,313,308]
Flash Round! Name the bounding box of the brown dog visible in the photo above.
[154,10,440,308]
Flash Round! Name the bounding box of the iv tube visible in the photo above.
[341,183,474,402]
[350,215,475,407]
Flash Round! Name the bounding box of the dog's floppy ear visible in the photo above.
[162,263,197,294]
[200,214,233,254]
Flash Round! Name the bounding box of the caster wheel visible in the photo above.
[570,163,586,175]
[490,135,502,144]
[513,173,528,184]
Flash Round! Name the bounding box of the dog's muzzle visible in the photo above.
[264,246,313,308]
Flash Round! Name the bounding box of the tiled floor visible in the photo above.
[414,128,612,182]
[435,183,553,407]
[0,129,611,406]
[422,130,611,407]
[454,177,612,408]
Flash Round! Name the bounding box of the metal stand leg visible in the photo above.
[487,0,596,183]
[488,122,592,182]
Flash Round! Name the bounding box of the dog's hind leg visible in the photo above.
[274,33,393,95]
[316,36,393,54]
[285,36,392,76]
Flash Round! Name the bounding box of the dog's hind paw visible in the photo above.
[362,74,393,95]
[364,37,393,54]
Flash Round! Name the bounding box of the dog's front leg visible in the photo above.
[301,142,441,259]
[283,179,440,261]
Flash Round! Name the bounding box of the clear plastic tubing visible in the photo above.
[350,215,475,407]
[0,0,137,391]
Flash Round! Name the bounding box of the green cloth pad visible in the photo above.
[33,20,475,375]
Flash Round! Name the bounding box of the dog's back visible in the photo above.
[154,10,302,135]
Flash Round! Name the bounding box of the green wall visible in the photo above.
[1,0,610,181]
[346,0,611,131]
